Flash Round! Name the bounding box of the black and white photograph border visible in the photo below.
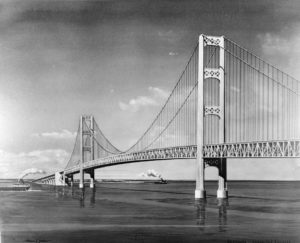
[0,0,299,242]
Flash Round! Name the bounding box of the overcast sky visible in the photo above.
[0,0,300,180]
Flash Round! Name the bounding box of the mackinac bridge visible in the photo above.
[34,34,300,199]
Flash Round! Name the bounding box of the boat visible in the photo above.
[154,178,168,184]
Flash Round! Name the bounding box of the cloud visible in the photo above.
[119,86,169,112]
[146,169,161,178]
[138,172,147,177]
[257,33,292,56]
[169,52,178,56]
[0,149,69,178]
[148,86,169,99]
[31,129,76,139]
[138,169,162,178]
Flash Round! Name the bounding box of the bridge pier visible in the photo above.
[88,170,95,188]
[79,169,84,189]
[63,173,66,186]
[67,175,74,187]
[55,172,66,186]
[195,158,206,199]
[217,159,228,199]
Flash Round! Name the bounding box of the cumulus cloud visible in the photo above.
[119,86,169,112]
[138,169,161,178]
[0,149,69,178]
[31,129,76,139]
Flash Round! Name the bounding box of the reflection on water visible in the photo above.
[195,199,206,227]
[79,188,85,208]
[217,199,228,232]
[195,198,228,232]
[52,185,96,208]
[90,187,96,207]
[70,187,96,208]
[1,181,299,242]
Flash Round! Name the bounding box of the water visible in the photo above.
[0,180,299,242]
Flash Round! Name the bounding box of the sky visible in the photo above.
[0,0,300,180]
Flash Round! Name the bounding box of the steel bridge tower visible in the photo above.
[79,115,95,189]
[195,34,227,199]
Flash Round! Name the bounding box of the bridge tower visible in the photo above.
[195,34,228,199]
[79,115,95,189]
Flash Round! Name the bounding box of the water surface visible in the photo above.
[0,180,299,242]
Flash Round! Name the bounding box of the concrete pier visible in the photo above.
[88,170,95,188]
[217,159,228,198]
[79,169,84,189]
[195,159,206,199]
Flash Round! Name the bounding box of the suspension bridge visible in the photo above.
[34,34,300,199]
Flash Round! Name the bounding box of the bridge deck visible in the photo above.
[35,140,300,182]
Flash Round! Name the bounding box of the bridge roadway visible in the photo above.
[35,140,300,183]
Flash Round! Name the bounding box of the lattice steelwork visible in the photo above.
[62,140,300,175]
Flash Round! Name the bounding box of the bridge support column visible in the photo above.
[195,34,206,199]
[67,175,74,187]
[55,172,65,186]
[62,172,67,186]
[217,159,228,198]
[88,170,95,188]
[79,170,84,189]
[195,158,206,199]
[79,115,84,189]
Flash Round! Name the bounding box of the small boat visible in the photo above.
[154,178,168,184]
